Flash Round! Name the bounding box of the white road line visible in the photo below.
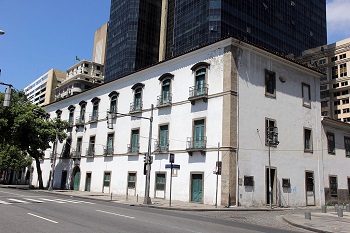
[0,200,11,205]
[38,198,66,204]
[27,213,58,224]
[0,190,22,196]
[96,210,135,219]
[23,198,44,203]
[53,199,92,204]
[8,198,29,203]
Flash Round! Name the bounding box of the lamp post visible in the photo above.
[0,30,4,35]
[114,104,154,204]
[267,126,279,209]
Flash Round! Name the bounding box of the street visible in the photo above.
[0,188,306,233]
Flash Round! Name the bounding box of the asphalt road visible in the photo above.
[0,188,302,233]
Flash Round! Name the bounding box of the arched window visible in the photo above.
[90,97,100,122]
[189,62,209,104]
[68,105,75,126]
[108,91,119,114]
[78,101,87,125]
[130,83,144,113]
[158,73,173,107]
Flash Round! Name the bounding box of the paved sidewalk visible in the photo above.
[2,185,350,232]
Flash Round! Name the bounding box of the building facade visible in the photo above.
[24,69,65,106]
[299,38,350,123]
[54,60,104,102]
[105,0,327,82]
[31,38,349,207]
[104,0,162,81]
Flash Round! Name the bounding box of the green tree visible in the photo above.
[0,90,68,188]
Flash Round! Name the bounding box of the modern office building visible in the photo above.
[104,0,162,82]
[299,38,350,122]
[24,69,66,106]
[105,0,327,82]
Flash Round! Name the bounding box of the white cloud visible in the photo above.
[327,0,350,42]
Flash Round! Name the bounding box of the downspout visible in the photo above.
[235,54,240,207]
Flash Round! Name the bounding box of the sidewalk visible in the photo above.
[2,185,350,232]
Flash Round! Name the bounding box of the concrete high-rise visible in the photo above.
[105,0,327,82]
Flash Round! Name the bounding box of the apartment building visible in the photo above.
[299,38,350,123]
[30,37,349,207]
[54,60,104,101]
[24,69,65,106]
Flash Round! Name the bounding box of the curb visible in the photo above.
[282,216,332,233]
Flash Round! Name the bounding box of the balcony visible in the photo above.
[85,148,95,157]
[88,113,98,123]
[129,102,143,114]
[188,85,208,105]
[103,147,114,156]
[75,117,85,126]
[127,144,139,155]
[186,136,207,155]
[70,150,81,159]
[157,94,172,108]
[154,140,169,154]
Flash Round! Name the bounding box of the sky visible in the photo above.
[0,0,350,92]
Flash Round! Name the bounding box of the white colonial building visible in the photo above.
[31,37,349,207]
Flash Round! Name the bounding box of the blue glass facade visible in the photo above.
[105,0,326,81]
[166,0,327,59]
[105,0,162,82]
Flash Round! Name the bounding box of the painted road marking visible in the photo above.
[27,213,58,224]
[8,198,29,203]
[39,198,66,203]
[0,200,11,205]
[23,198,44,203]
[96,210,135,219]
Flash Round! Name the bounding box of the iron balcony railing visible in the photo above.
[154,140,169,152]
[70,150,81,159]
[103,146,114,156]
[129,102,143,113]
[189,84,208,98]
[85,148,95,157]
[89,113,99,122]
[68,118,74,127]
[75,116,85,126]
[186,136,207,150]
[127,144,139,154]
[157,94,172,107]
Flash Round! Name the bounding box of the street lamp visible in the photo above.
[113,104,154,204]
[267,126,279,209]
[0,30,4,35]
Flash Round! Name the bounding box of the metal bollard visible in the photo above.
[110,193,113,201]
[346,204,350,212]
[321,205,327,213]
[305,211,311,220]
[335,204,339,212]
[338,208,343,217]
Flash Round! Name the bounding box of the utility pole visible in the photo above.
[267,126,279,209]
[144,104,154,204]
[48,126,59,191]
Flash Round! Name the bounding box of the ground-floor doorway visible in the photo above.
[265,167,277,205]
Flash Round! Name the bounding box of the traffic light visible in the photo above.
[216,161,222,175]
[3,87,12,107]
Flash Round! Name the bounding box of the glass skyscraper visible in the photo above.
[105,0,162,82]
[105,0,326,81]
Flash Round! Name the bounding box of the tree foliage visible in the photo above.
[0,90,68,188]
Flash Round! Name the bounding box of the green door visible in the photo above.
[191,174,203,202]
[85,173,91,192]
[73,171,80,191]
[194,120,205,148]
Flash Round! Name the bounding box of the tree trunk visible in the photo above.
[34,155,44,189]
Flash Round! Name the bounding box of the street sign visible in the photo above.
[165,164,180,169]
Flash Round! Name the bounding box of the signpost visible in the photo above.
[169,153,174,207]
